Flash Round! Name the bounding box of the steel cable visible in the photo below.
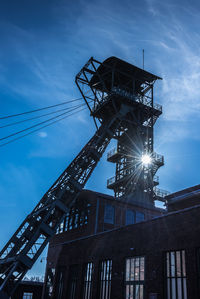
[0,103,87,142]
[0,106,88,147]
[0,97,83,120]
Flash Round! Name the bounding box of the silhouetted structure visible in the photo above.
[44,185,200,299]
[42,57,172,299]
[0,56,166,298]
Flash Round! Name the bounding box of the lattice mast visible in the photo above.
[76,56,165,203]
[0,56,164,298]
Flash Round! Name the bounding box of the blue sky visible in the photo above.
[1,0,200,277]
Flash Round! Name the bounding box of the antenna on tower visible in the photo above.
[143,49,144,69]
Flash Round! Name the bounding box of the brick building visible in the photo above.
[42,185,200,299]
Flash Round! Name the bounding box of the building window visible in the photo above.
[83,262,94,299]
[166,250,187,299]
[56,268,65,299]
[99,260,112,299]
[104,204,115,224]
[67,265,79,299]
[56,203,91,234]
[126,209,135,225]
[23,293,33,299]
[135,211,144,223]
[125,256,145,299]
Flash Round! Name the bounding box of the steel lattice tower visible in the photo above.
[76,56,166,205]
[0,56,167,298]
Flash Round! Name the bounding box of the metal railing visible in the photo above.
[152,152,164,165]
[153,175,159,184]
[111,86,162,112]
[154,187,170,198]
[91,86,162,114]
[107,169,133,187]
[107,168,159,188]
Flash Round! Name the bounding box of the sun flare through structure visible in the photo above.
[141,154,152,166]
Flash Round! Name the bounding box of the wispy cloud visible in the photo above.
[38,131,47,138]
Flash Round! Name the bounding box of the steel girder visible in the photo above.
[0,112,125,297]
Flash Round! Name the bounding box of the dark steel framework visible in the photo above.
[76,56,165,201]
[0,56,164,298]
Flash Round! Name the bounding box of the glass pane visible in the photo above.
[171,278,176,299]
[135,258,140,281]
[89,263,93,281]
[182,251,186,277]
[126,210,135,225]
[135,284,140,299]
[167,252,170,278]
[105,281,108,298]
[177,278,182,299]
[126,285,129,299]
[103,262,106,280]
[183,278,187,299]
[126,259,130,281]
[130,258,135,281]
[140,257,145,281]
[102,282,105,299]
[139,285,143,299]
[104,204,115,224]
[167,279,171,299]
[109,260,112,279]
[126,285,134,299]
[130,285,134,299]
[176,251,181,277]
[170,252,175,277]
[136,212,145,223]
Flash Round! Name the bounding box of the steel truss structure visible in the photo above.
[76,56,166,202]
[0,56,165,298]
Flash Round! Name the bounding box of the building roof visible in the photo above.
[90,56,162,92]
[166,184,200,199]
[166,184,200,208]
[82,189,164,212]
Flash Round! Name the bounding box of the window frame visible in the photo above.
[165,249,187,299]
[98,259,112,299]
[125,209,135,225]
[135,211,145,223]
[124,255,145,299]
[82,262,94,299]
[104,204,115,224]
[23,293,33,299]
